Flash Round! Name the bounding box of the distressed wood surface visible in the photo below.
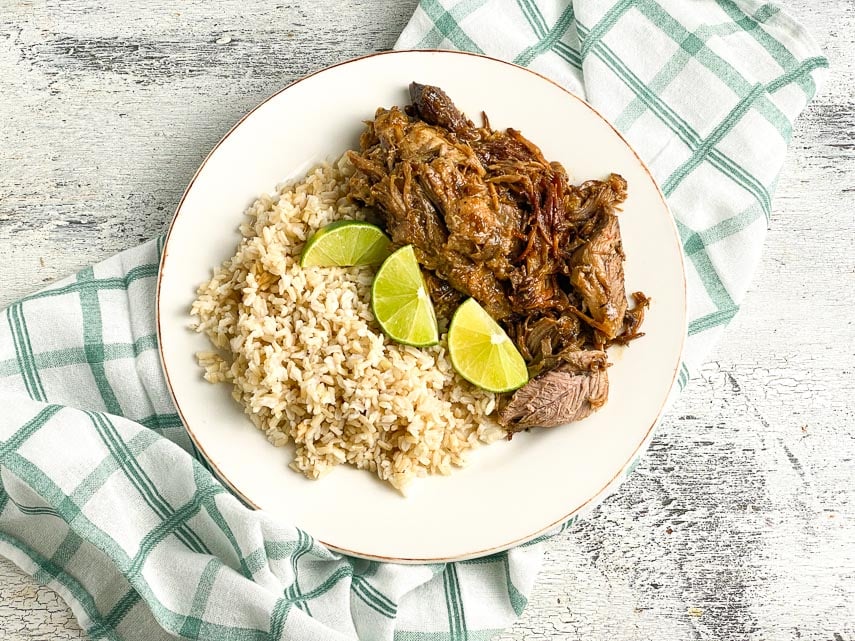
[0,1,853,639]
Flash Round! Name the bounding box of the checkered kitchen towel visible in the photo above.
[0,2,825,640]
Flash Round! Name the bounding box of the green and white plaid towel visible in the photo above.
[0,2,825,640]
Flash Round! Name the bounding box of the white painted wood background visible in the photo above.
[0,1,852,639]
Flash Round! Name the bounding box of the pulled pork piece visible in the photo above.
[347,83,647,432]
[409,82,475,138]
[614,291,650,345]
[423,271,465,321]
[499,350,609,433]
[507,313,584,378]
[568,208,627,343]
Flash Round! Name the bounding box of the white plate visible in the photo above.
[157,50,686,563]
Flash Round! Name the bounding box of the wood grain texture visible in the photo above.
[0,1,853,639]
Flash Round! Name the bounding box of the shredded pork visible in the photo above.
[347,83,648,434]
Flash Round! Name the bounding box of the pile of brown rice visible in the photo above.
[190,155,503,492]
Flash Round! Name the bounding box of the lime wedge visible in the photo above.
[448,298,528,393]
[371,245,439,347]
[300,220,392,267]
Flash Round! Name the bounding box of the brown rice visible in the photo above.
[190,155,503,492]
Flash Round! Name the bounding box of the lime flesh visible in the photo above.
[300,220,391,267]
[371,245,439,347]
[448,298,528,393]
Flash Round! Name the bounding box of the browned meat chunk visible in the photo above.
[614,291,650,345]
[409,82,476,138]
[423,271,466,321]
[507,313,584,378]
[499,350,609,432]
[569,211,627,341]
